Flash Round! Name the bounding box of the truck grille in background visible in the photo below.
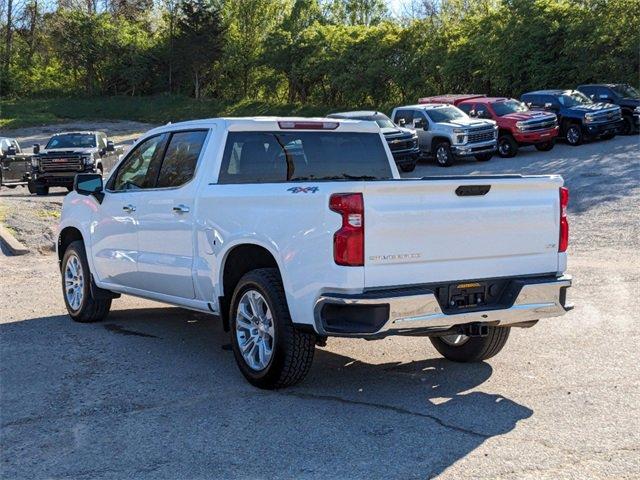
[468,128,494,143]
[40,156,83,172]
[520,117,558,132]
[388,137,417,151]
[591,109,622,123]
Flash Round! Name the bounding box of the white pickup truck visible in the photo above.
[57,117,572,389]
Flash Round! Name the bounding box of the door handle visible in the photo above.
[122,204,136,213]
[172,204,190,214]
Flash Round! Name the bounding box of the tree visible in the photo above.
[174,0,224,99]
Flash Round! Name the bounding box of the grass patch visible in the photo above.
[36,209,61,219]
[0,96,343,129]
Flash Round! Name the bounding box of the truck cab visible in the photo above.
[577,83,640,135]
[419,95,559,158]
[391,104,497,166]
[520,90,623,146]
[29,131,123,195]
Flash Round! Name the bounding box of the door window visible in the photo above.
[393,110,414,126]
[458,103,473,115]
[109,134,168,191]
[156,130,207,188]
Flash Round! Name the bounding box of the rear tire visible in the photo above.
[434,141,454,167]
[230,268,315,389]
[430,326,510,362]
[61,240,112,323]
[535,141,555,151]
[497,134,518,158]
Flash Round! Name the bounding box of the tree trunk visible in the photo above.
[194,70,199,99]
[3,0,13,90]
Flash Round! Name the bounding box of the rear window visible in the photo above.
[218,131,392,184]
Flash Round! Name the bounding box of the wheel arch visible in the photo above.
[430,136,451,153]
[218,242,282,332]
[57,226,84,267]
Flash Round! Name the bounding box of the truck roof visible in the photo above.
[522,89,569,96]
[50,131,102,136]
[327,111,387,119]
[395,103,454,110]
[418,94,485,105]
[145,117,382,136]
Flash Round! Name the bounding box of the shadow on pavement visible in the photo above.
[1,307,533,479]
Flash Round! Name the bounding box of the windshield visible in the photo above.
[45,133,96,149]
[219,131,393,184]
[557,91,592,107]
[426,106,466,123]
[612,84,640,99]
[492,99,529,116]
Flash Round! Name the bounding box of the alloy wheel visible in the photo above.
[64,253,84,311]
[235,289,275,371]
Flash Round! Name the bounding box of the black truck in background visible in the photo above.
[29,131,123,195]
[577,83,640,135]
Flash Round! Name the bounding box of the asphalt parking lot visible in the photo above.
[1,132,639,479]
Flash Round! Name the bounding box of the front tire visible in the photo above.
[535,141,555,152]
[61,240,111,322]
[429,326,510,362]
[230,268,315,389]
[398,161,417,173]
[434,141,454,167]
[565,124,583,146]
[620,115,634,136]
[497,134,518,158]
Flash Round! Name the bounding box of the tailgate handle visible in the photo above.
[455,185,491,197]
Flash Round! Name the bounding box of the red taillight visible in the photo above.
[278,121,338,130]
[559,186,569,252]
[329,193,364,266]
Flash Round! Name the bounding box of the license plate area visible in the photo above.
[434,278,514,313]
[448,282,487,309]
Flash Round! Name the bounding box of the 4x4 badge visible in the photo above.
[287,186,319,194]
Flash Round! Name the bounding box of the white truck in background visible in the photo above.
[57,117,572,389]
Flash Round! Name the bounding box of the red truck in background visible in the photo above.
[418,95,559,157]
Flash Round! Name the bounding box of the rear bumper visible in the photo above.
[314,274,572,338]
[513,126,559,144]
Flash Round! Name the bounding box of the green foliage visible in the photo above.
[1,0,637,116]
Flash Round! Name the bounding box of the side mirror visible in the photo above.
[598,94,612,102]
[6,146,17,156]
[414,119,425,129]
[33,144,40,154]
[106,140,115,152]
[397,118,406,126]
[544,102,558,111]
[74,173,104,203]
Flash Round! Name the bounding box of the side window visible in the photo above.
[458,103,473,115]
[156,130,207,188]
[393,110,413,126]
[110,134,168,191]
[580,86,595,100]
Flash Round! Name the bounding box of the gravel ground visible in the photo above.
[0,132,639,479]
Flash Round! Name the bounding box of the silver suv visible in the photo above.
[391,104,497,166]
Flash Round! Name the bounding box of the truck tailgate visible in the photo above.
[363,176,563,288]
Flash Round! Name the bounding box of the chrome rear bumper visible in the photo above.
[314,275,572,337]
